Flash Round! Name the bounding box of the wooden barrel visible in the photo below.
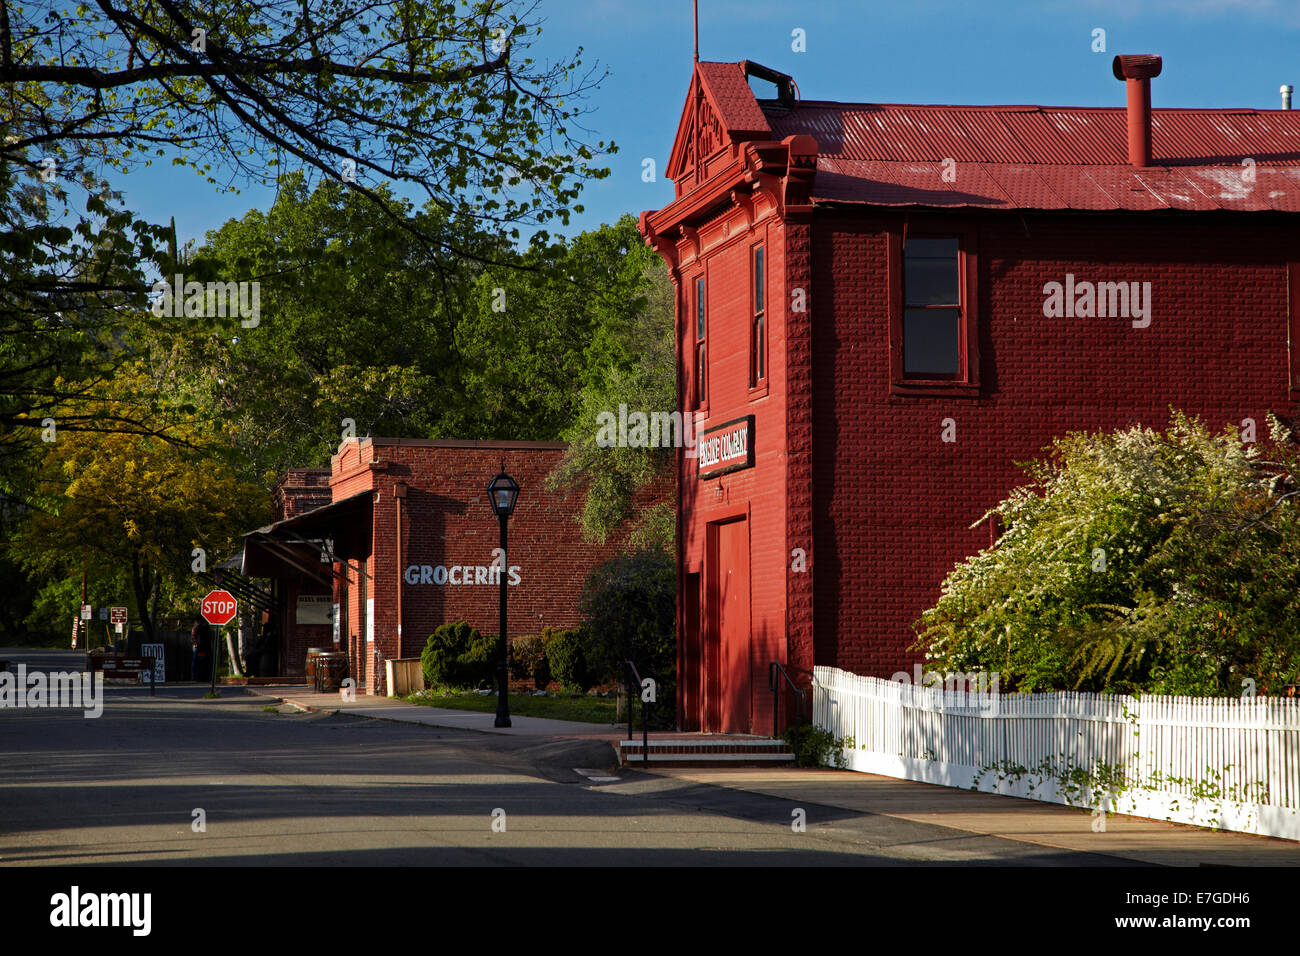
[316,652,349,693]
[304,647,328,686]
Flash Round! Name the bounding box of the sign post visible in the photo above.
[78,604,92,660]
[201,590,238,695]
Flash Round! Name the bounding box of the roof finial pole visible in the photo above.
[693,0,699,63]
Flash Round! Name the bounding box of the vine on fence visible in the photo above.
[971,757,1130,809]
[969,756,1270,829]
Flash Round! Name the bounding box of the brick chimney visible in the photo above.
[1112,54,1162,167]
[273,468,332,520]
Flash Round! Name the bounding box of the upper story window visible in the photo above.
[903,238,961,377]
[751,245,766,386]
[694,276,707,408]
[891,228,979,396]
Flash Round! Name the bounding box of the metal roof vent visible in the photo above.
[1113,54,1162,167]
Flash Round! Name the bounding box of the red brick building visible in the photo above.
[640,56,1300,734]
[242,438,656,695]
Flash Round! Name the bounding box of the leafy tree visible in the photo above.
[545,220,676,548]
[7,365,266,642]
[144,174,499,482]
[0,158,173,499]
[1,0,613,493]
[579,548,676,720]
[0,0,610,247]
[447,214,662,440]
[915,411,1300,695]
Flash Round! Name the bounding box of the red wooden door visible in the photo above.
[709,519,751,733]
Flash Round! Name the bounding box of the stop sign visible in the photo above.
[201,589,238,626]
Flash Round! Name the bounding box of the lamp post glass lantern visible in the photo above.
[489,472,519,517]
[488,469,519,726]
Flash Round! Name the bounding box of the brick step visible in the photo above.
[618,738,796,767]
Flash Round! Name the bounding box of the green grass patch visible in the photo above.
[405,690,618,724]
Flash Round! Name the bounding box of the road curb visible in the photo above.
[259,692,621,777]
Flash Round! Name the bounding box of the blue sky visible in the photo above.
[117,0,1300,249]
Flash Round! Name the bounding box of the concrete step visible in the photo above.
[619,738,796,767]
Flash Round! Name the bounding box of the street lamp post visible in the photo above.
[487,468,520,728]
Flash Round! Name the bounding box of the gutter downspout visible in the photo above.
[394,481,407,663]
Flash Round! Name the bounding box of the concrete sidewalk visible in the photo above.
[246,684,625,738]
[649,767,1300,867]
[248,684,1299,866]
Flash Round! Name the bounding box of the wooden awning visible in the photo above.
[241,490,373,584]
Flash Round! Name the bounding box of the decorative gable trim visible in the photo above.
[666,63,773,195]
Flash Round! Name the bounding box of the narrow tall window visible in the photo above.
[751,245,766,385]
[903,238,961,377]
[695,276,707,408]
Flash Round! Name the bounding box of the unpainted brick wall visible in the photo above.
[318,440,668,696]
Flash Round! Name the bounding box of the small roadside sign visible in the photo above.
[80,604,92,621]
[110,607,128,624]
[142,644,165,691]
[99,607,108,621]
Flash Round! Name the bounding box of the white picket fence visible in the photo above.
[812,666,1300,841]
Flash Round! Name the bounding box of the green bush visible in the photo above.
[915,411,1300,694]
[783,723,853,769]
[544,627,589,691]
[465,632,500,686]
[511,633,551,689]
[421,621,497,689]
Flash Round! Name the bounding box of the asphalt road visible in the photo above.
[0,649,1135,866]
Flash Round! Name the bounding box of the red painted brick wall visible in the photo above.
[811,210,1299,678]
[676,203,795,734]
[647,66,1300,736]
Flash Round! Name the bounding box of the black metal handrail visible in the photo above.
[769,661,807,738]
[624,660,651,767]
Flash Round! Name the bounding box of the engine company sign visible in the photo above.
[697,416,755,479]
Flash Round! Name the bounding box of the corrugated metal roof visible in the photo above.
[813,158,1300,212]
[772,102,1300,165]
[768,102,1300,212]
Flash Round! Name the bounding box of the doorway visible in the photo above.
[682,572,701,731]
[706,518,750,733]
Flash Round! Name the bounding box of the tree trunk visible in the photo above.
[226,630,243,678]
[144,567,160,644]
[237,613,249,674]
[228,610,245,679]
[130,553,151,648]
